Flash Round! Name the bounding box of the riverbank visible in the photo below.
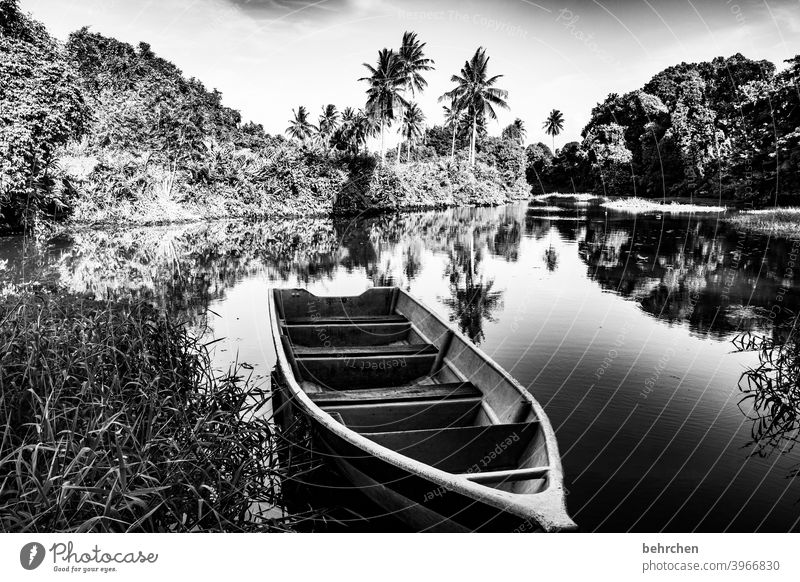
[531,193,730,213]
[42,148,530,231]
[0,288,303,532]
[726,207,800,237]
[601,197,728,214]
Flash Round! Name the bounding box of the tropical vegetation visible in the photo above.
[0,289,304,532]
[3,0,800,235]
[530,54,800,202]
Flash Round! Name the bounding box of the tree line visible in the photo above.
[285,33,565,170]
[528,53,800,202]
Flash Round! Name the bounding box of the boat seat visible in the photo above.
[296,353,438,389]
[293,343,437,358]
[361,422,537,474]
[309,382,481,406]
[284,314,408,325]
[323,398,483,432]
[283,321,411,347]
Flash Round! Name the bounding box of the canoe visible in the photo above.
[269,287,576,532]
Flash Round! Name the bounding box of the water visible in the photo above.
[2,200,799,532]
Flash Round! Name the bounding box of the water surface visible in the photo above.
[2,200,799,532]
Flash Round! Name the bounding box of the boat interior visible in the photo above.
[274,288,553,494]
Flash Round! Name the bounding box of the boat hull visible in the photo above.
[277,385,546,532]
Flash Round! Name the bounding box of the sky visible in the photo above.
[19,0,800,148]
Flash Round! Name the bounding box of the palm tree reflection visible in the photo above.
[442,234,502,344]
[544,245,558,272]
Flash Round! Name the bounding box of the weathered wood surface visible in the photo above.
[283,321,410,347]
[293,343,437,358]
[361,422,535,473]
[322,398,482,432]
[296,354,436,389]
[309,382,480,406]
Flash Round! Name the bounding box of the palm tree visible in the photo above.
[318,104,340,151]
[395,31,435,164]
[353,109,377,154]
[440,47,509,166]
[360,49,406,163]
[502,118,526,144]
[442,101,464,161]
[543,109,564,152]
[285,106,316,142]
[400,102,426,162]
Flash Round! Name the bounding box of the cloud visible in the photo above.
[222,0,373,22]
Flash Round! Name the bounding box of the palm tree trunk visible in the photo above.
[395,102,404,165]
[450,126,456,162]
[380,116,385,164]
[470,116,477,167]
[552,135,554,153]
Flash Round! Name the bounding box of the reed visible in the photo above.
[733,313,800,457]
[0,289,302,532]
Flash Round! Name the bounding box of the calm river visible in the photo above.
[2,199,799,532]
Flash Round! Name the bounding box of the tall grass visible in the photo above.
[0,289,300,532]
[727,208,800,237]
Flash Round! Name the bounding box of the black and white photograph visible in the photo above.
[1,0,800,577]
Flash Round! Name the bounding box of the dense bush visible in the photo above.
[0,0,88,231]
[476,135,527,191]
[333,158,528,214]
[65,28,243,163]
[0,290,296,532]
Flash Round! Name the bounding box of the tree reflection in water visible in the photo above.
[544,245,558,272]
[442,234,502,344]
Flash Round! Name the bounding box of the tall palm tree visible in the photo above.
[442,101,464,162]
[395,31,435,164]
[360,48,406,164]
[285,106,316,142]
[502,118,526,144]
[440,47,509,166]
[400,102,426,162]
[318,104,340,151]
[353,109,377,154]
[543,109,564,152]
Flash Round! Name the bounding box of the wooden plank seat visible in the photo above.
[284,314,408,325]
[296,354,437,389]
[360,422,537,474]
[283,321,411,347]
[324,398,483,433]
[293,343,438,358]
[309,382,481,406]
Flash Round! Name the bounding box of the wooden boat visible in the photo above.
[269,287,576,532]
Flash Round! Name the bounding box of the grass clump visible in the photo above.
[0,289,295,532]
[727,207,800,237]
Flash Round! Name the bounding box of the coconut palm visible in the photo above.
[442,101,464,161]
[285,106,316,142]
[502,118,526,144]
[440,47,509,166]
[353,109,377,154]
[331,107,354,152]
[318,104,340,150]
[543,109,564,151]
[360,48,406,163]
[395,31,434,164]
[400,102,426,162]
